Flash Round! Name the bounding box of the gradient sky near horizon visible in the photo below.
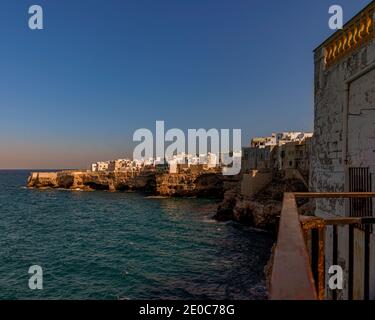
[0,0,372,169]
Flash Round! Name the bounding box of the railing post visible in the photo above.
[272,192,375,300]
[300,216,325,300]
[332,225,338,300]
[317,226,325,300]
[270,193,317,300]
[364,224,370,300]
[348,224,354,300]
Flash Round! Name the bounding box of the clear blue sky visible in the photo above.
[0,0,372,169]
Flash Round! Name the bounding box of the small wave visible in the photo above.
[201,217,218,224]
[145,196,169,199]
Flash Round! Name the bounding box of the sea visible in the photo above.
[0,170,274,300]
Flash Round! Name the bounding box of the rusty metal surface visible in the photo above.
[299,216,325,300]
[269,193,317,300]
[294,192,375,198]
[317,227,325,300]
[299,216,374,226]
[300,216,325,230]
[324,217,375,225]
[270,192,375,300]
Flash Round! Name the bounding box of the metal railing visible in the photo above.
[269,192,375,300]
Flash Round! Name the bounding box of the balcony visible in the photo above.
[269,192,375,300]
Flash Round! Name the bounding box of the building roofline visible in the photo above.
[314,0,375,52]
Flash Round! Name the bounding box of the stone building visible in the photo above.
[311,1,375,299]
[295,137,312,172]
[278,137,312,172]
[242,132,312,174]
[108,159,126,172]
[91,163,98,172]
[93,161,109,172]
[253,146,276,171]
[251,134,277,148]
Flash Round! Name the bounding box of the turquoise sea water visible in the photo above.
[0,170,274,300]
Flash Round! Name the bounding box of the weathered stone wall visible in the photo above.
[312,36,375,208]
[241,170,272,198]
[312,34,375,300]
[155,172,228,197]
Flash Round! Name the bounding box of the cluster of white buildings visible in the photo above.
[163,153,219,174]
[250,132,313,149]
[91,159,147,173]
[90,152,222,174]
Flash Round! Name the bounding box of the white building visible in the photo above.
[91,163,98,172]
[95,161,110,172]
[144,158,154,166]
[188,155,200,166]
[108,159,129,172]
[207,153,218,168]
[168,159,178,174]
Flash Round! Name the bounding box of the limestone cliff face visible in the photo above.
[27,171,157,193]
[156,173,225,197]
[27,170,228,198]
[215,176,311,230]
[27,172,59,188]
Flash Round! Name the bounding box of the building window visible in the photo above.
[349,167,373,232]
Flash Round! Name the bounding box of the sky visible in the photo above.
[0,0,372,169]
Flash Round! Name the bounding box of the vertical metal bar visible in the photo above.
[332,225,338,300]
[364,223,370,300]
[371,173,373,232]
[358,168,361,216]
[348,224,354,300]
[365,169,371,217]
[363,169,366,216]
[359,168,362,215]
[318,227,326,300]
[358,169,361,216]
[349,168,353,217]
[354,168,356,211]
[356,168,358,215]
[311,228,319,292]
[368,171,373,232]
[361,169,364,217]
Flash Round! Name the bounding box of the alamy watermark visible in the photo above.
[25,4,344,31]
[329,5,344,30]
[328,265,344,291]
[133,121,242,176]
[28,5,44,30]
[28,265,43,290]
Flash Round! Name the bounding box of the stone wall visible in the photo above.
[241,170,272,198]
[312,27,375,299]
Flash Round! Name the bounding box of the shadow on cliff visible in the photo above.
[194,173,224,198]
[215,174,313,232]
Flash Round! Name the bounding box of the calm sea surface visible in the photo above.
[0,170,274,300]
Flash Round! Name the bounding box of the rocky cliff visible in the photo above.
[215,175,314,230]
[27,170,233,198]
[155,172,236,197]
[27,171,157,192]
